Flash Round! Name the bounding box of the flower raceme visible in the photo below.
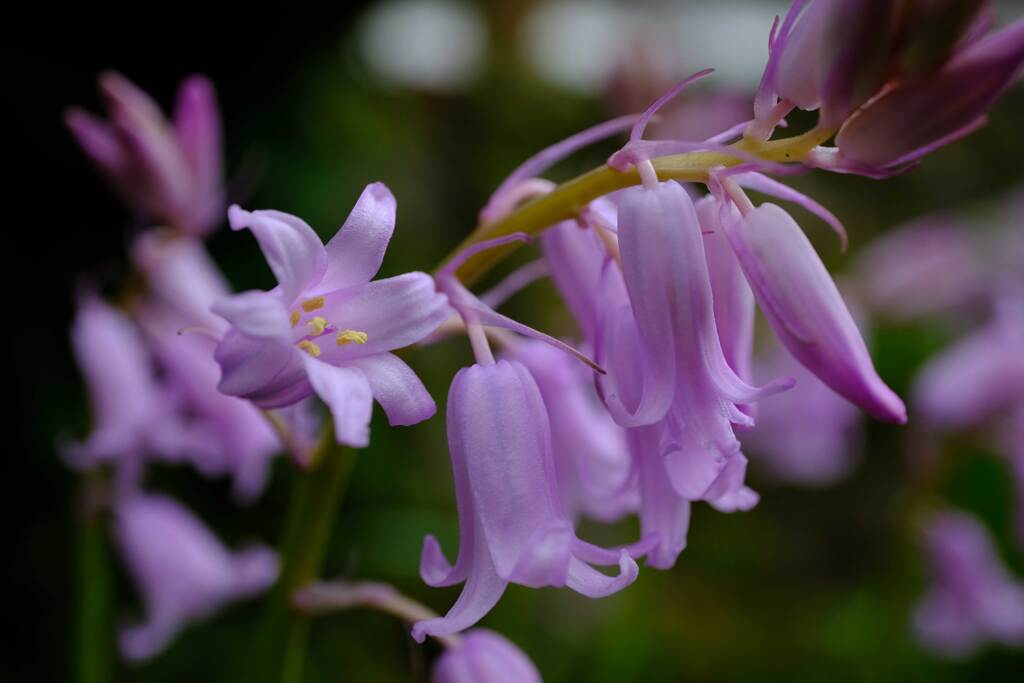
[212,183,449,447]
[413,360,640,642]
[66,72,223,236]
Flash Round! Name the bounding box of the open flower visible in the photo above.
[213,183,449,447]
[116,493,278,661]
[413,360,638,642]
[432,629,542,683]
[65,72,223,235]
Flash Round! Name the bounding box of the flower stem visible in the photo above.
[438,127,833,286]
[258,430,357,683]
[75,478,112,683]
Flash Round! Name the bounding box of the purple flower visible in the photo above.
[628,423,692,569]
[852,217,986,321]
[116,493,278,661]
[432,629,542,683]
[913,510,1024,657]
[832,19,1024,172]
[600,180,790,502]
[913,300,1024,431]
[65,72,223,235]
[133,232,281,500]
[413,360,638,642]
[212,183,449,447]
[504,339,636,523]
[753,0,895,135]
[720,201,907,423]
[66,294,167,470]
[743,341,862,486]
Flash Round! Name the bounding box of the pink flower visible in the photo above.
[65,72,223,235]
[213,183,449,447]
[432,629,542,683]
[413,360,638,642]
[116,493,278,661]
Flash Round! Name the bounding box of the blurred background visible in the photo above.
[8,0,1024,680]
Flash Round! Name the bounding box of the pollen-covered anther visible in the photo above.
[300,296,326,312]
[307,316,329,336]
[290,311,301,327]
[336,329,368,346]
[297,340,322,357]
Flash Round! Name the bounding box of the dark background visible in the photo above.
[7,2,1024,681]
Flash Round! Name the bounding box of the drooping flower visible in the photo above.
[65,72,223,235]
[212,183,449,447]
[413,359,638,642]
[133,232,281,500]
[116,493,278,661]
[600,179,790,503]
[719,201,907,423]
[913,510,1024,657]
[432,629,542,683]
[828,18,1024,173]
[504,339,636,523]
[66,294,168,472]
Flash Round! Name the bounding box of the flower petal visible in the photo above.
[347,352,436,426]
[214,330,309,408]
[212,291,292,340]
[726,203,907,423]
[227,205,327,304]
[302,357,373,447]
[564,551,638,598]
[317,182,397,292]
[317,273,449,360]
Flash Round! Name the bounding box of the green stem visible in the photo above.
[258,432,357,683]
[75,478,112,683]
[440,127,834,286]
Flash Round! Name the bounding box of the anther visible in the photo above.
[336,329,368,346]
[297,340,322,357]
[308,316,329,335]
[290,311,301,327]
[300,296,326,312]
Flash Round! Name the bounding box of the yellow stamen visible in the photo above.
[290,311,301,327]
[307,316,329,335]
[336,329,368,346]
[300,296,325,312]
[297,340,321,357]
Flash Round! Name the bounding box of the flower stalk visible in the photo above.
[75,476,112,683]
[257,428,356,683]
[441,127,834,286]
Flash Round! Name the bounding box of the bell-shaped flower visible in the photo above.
[832,19,1024,173]
[133,232,281,500]
[602,180,790,502]
[742,341,862,485]
[913,299,1024,431]
[913,510,1024,657]
[432,629,542,683]
[66,294,168,470]
[504,339,636,523]
[65,72,223,235]
[721,202,907,423]
[413,360,638,642]
[116,493,278,661]
[697,196,755,388]
[212,183,449,447]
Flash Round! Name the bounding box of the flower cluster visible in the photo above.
[61,0,1024,676]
